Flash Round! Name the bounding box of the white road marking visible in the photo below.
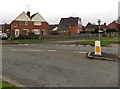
[47,50,57,52]
[74,51,87,54]
[79,52,87,54]
[12,49,57,52]
[12,49,87,54]
[11,49,43,52]
[29,50,43,52]
[18,44,29,46]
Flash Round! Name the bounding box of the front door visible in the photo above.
[15,29,19,37]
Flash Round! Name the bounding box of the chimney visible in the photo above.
[27,11,30,17]
[104,23,106,26]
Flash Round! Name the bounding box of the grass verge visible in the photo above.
[0,80,19,89]
[2,36,117,44]
[77,41,119,46]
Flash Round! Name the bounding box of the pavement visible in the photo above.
[2,42,118,87]
[88,52,119,62]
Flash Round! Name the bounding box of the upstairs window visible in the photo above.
[34,21,41,26]
[20,21,28,25]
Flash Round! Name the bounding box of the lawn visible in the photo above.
[0,80,19,89]
[2,36,117,44]
[77,40,119,46]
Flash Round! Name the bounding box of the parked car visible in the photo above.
[0,33,8,40]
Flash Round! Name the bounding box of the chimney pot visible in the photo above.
[27,11,30,17]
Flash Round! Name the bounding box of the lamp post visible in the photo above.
[94,19,102,56]
[97,19,101,41]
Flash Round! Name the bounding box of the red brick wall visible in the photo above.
[11,21,50,35]
[107,21,118,31]
[69,25,83,34]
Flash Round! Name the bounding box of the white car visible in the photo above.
[0,33,8,40]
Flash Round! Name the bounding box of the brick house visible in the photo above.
[10,11,50,37]
[118,17,120,32]
[85,22,107,32]
[107,21,119,31]
[117,17,120,24]
[49,24,59,35]
[57,17,83,35]
[0,24,4,33]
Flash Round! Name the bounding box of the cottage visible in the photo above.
[10,11,50,37]
[57,17,83,35]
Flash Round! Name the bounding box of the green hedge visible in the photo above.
[16,35,39,39]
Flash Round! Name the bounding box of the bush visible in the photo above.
[16,35,39,39]
[106,29,117,32]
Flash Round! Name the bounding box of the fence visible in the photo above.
[41,33,101,39]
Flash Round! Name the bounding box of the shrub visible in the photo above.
[16,35,39,39]
[106,29,117,32]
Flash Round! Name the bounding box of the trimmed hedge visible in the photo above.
[16,35,39,39]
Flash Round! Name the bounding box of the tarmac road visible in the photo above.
[2,43,118,87]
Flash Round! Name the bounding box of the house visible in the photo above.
[117,17,120,24]
[49,24,58,35]
[107,21,119,31]
[10,11,50,37]
[85,22,107,32]
[57,17,83,35]
[0,24,4,33]
[118,17,120,32]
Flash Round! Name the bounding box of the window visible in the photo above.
[34,21,41,26]
[20,21,28,25]
[22,29,29,35]
[32,29,40,35]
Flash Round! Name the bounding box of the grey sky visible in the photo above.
[0,0,119,25]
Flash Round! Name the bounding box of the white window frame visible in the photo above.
[32,29,40,35]
[15,29,20,37]
[22,29,29,35]
[34,21,41,26]
[20,21,28,25]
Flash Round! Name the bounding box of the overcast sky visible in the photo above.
[0,0,119,25]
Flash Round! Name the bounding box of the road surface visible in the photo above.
[2,43,118,87]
